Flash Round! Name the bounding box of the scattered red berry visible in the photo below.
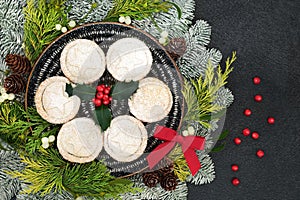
[232,178,240,186]
[254,94,263,102]
[231,164,239,172]
[256,149,264,158]
[253,76,261,85]
[234,137,242,145]
[251,132,259,140]
[242,128,251,136]
[267,117,275,124]
[244,109,252,116]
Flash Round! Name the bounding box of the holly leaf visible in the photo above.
[94,105,112,131]
[111,81,138,100]
[65,83,73,96]
[211,142,226,153]
[218,130,229,141]
[73,84,95,101]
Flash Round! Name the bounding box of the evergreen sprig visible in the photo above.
[0,101,27,149]
[167,145,190,182]
[8,148,139,198]
[23,0,69,64]
[104,0,173,22]
[0,102,60,154]
[182,51,236,128]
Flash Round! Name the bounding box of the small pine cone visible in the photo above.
[158,165,173,176]
[4,74,26,94]
[142,171,161,188]
[166,38,187,61]
[160,172,178,191]
[5,54,31,74]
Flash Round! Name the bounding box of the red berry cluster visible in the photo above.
[92,84,112,107]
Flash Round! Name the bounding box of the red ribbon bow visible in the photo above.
[147,126,205,176]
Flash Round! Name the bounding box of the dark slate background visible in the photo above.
[189,0,300,200]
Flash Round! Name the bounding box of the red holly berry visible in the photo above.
[254,94,263,102]
[267,117,275,124]
[103,94,109,101]
[256,150,264,158]
[232,178,240,186]
[96,92,104,99]
[104,88,110,95]
[94,98,102,107]
[244,109,252,116]
[253,76,261,85]
[251,132,259,140]
[96,84,105,92]
[231,164,239,172]
[234,137,242,145]
[103,100,110,105]
[109,97,113,101]
[242,128,251,136]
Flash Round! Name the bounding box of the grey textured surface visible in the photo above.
[189,0,300,200]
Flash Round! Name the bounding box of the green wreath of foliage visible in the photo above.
[0,0,236,199]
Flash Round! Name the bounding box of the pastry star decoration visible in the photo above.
[44,84,74,115]
[109,128,141,154]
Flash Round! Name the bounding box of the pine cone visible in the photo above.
[4,74,26,94]
[142,171,161,188]
[5,54,31,74]
[160,172,178,191]
[158,165,173,176]
[166,38,187,61]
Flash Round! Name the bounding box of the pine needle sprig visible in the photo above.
[23,0,69,64]
[182,51,236,128]
[104,0,173,22]
[8,148,139,198]
[167,145,190,182]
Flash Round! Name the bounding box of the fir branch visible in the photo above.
[133,0,195,39]
[182,52,236,128]
[104,0,173,22]
[8,148,139,198]
[23,0,69,64]
[186,153,215,185]
[121,175,188,200]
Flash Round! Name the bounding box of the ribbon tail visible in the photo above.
[183,149,201,176]
[147,141,175,169]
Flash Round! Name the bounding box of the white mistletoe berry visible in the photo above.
[119,16,125,23]
[159,37,167,45]
[124,16,131,25]
[61,27,68,33]
[7,93,15,100]
[160,30,169,38]
[68,20,76,28]
[41,137,49,144]
[48,135,56,143]
[55,24,62,31]
[1,93,8,100]
[42,142,50,149]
